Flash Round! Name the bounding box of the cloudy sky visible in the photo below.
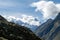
[0,0,60,24]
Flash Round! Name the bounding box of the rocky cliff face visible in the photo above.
[46,13,60,40]
[35,13,60,40]
[35,19,53,37]
[0,15,41,40]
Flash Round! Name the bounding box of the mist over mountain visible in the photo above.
[0,15,41,40]
[0,13,60,40]
[35,13,60,40]
[3,15,40,31]
[35,19,53,36]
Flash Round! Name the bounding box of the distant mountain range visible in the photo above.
[0,15,41,40]
[3,15,40,31]
[0,13,60,40]
[35,13,60,40]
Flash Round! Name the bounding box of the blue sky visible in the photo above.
[0,0,39,16]
[0,0,60,23]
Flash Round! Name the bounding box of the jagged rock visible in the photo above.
[35,13,60,40]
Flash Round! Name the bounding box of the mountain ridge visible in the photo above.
[35,13,60,40]
[0,15,41,40]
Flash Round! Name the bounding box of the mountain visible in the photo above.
[35,19,53,37]
[3,16,40,31]
[0,15,7,22]
[35,13,60,40]
[46,13,60,40]
[0,15,41,40]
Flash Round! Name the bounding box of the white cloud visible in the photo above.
[20,15,40,26]
[3,15,40,26]
[31,1,60,19]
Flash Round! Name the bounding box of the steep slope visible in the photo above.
[35,19,53,37]
[35,13,60,40]
[0,15,41,40]
[45,13,60,40]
